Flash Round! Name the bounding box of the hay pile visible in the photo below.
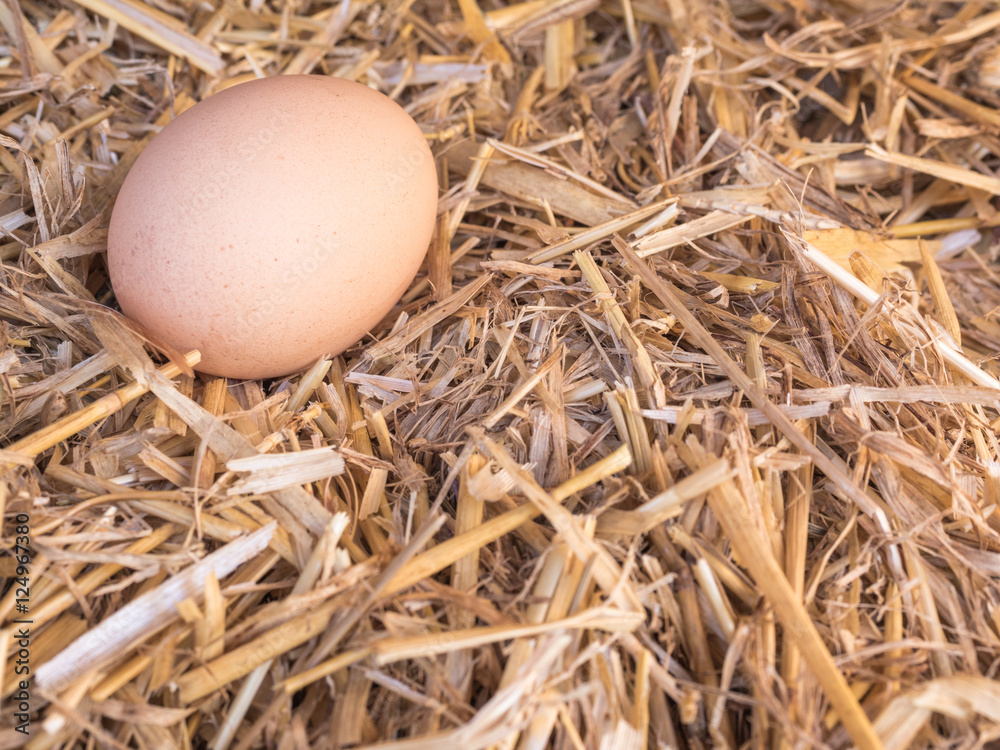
[4,0,1000,747]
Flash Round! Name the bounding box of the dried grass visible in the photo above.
[3,0,1000,748]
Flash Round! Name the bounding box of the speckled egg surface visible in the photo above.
[108,75,438,380]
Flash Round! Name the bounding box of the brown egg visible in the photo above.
[108,75,438,380]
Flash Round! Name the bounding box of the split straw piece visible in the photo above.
[486,138,635,206]
[23,523,176,630]
[226,446,346,495]
[5,350,201,460]
[35,522,275,693]
[456,0,511,68]
[576,250,659,397]
[279,648,371,695]
[634,210,751,258]
[445,139,633,225]
[889,215,1000,239]
[904,75,1000,131]
[447,453,487,697]
[865,144,1000,196]
[67,0,223,74]
[918,239,961,346]
[371,607,642,665]
[596,457,733,535]
[282,0,354,76]
[529,199,674,264]
[447,141,496,241]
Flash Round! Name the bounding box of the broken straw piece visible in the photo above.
[226,446,346,495]
[35,522,276,692]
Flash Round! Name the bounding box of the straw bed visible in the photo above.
[4,0,1000,748]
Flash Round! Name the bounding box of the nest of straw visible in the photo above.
[4,0,1000,747]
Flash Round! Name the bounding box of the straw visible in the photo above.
[7,2,1000,747]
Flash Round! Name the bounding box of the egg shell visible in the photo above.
[108,75,438,380]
